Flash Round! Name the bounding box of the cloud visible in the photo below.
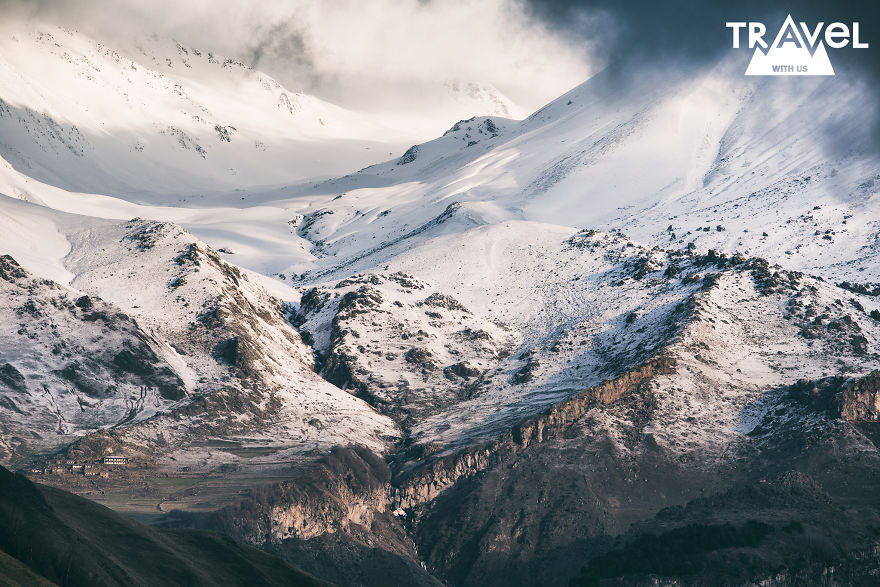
[522,0,880,148]
[523,0,879,71]
[5,0,878,146]
[7,0,596,115]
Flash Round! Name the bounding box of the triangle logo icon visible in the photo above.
[744,15,835,76]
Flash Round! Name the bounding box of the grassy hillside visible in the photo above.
[0,466,330,587]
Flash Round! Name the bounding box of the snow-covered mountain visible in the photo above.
[0,20,520,202]
[0,208,398,470]
[264,59,880,285]
[2,17,880,586]
[1,19,878,473]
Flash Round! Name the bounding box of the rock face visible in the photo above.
[787,371,880,423]
[393,355,677,510]
[165,446,441,587]
[840,372,880,422]
[237,446,393,545]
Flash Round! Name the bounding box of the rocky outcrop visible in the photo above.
[203,446,393,544]
[840,371,880,422]
[164,446,440,586]
[0,254,28,281]
[511,355,676,448]
[394,354,677,509]
[397,145,419,165]
[789,371,880,423]
[302,273,513,428]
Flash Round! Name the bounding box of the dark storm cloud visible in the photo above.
[244,21,321,92]
[522,0,879,77]
[523,0,880,148]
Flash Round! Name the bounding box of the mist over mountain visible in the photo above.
[0,0,591,124]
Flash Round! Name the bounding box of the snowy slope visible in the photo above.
[291,218,880,458]
[0,21,520,202]
[0,254,184,463]
[0,149,320,278]
[0,199,399,470]
[3,27,876,286]
[255,59,880,285]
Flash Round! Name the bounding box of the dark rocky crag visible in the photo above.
[167,369,880,586]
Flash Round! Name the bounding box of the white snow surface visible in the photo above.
[0,21,519,202]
